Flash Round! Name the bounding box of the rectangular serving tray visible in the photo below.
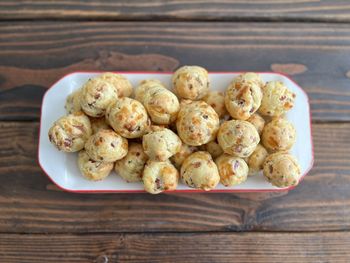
[38,72,314,193]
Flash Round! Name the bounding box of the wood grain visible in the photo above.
[1,0,350,22]
[0,22,350,121]
[1,3,349,260]
[0,121,349,233]
[1,232,350,263]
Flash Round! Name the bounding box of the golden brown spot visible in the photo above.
[267,136,279,149]
[119,106,129,117]
[284,102,293,109]
[235,82,242,90]
[135,114,144,121]
[162,166,174,176]
[122,140,128,149]
[192,117,201,125]
[132,103,138,111]
[188,133,197,140]
[220,163,234,182]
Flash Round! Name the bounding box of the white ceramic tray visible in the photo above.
[38,71,314,193]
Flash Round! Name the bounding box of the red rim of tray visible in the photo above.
[38,71,314,194]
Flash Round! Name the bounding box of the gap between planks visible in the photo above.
[2,18,350,23]
[0,229,349,236]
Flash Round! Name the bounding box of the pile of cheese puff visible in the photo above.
[48,66,300,194]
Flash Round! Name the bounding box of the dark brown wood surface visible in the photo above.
[1,1,350,262]
[1,232,350,263]
[1,0,350,22]
[1,22,350,121]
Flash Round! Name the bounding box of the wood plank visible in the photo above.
[0,22,350,121]
[1,232,350,262]
[1,0,350,22]
[0,121,349,233]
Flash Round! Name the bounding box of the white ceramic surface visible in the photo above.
[38,72,314,193]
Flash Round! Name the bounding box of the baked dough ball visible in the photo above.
[215,154,248,186]
[217,120,260,158]
[172,66,209,100]
[97,72,133,98]
[115,143,148,183]
[170,143,197,169]
[48,111,92,152]
[262,117,296,152]
[200,141,223,159]
[65,89,82,114]
[80,78,118,117]
[225,73,263,120]
[234,72,264,87]
[247,144,268,175]
[78,150,113,181]
[263,152,301,188]
[247,113,265,135]
[85,129,128,162]
[259,81,296,117]
[106,97,150,138]
[203,91,227,118]
[135,79,164,101]
[135,79,180,124]
[90,117,110,134]
[180,151,220,191]
[142,160,179,194]
[142,126,182,161]
[176,100,219,146]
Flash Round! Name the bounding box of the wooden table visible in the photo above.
[1,1,350,262]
